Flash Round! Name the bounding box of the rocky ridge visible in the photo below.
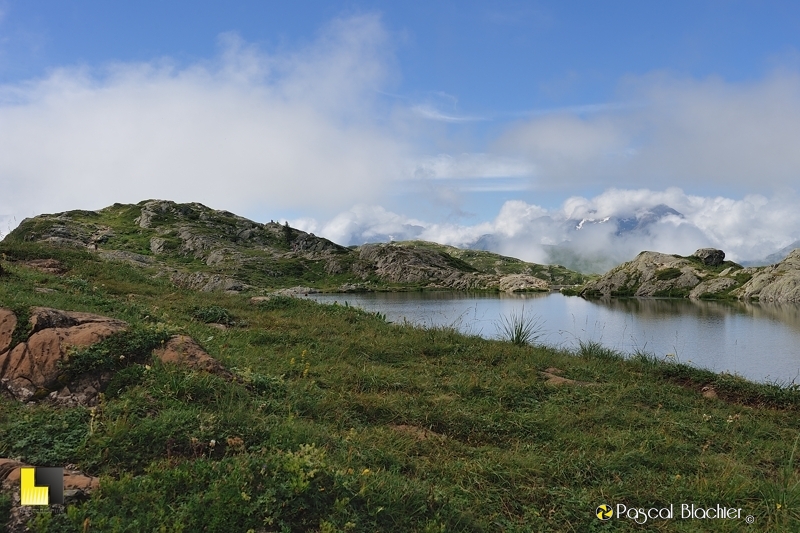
[581,248,800,302]
[732,249,800,302]
[5,200,584,293]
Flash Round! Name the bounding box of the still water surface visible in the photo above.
[305,292,800,385]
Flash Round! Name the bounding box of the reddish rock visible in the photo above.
[155,335,230,376]
[28,307,127,335]
[0,308,127,401]
[1,307,230,405]
[0,308,16,355]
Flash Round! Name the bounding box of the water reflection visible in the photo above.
[304,292,800,384]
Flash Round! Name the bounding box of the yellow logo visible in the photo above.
[596,504,613,521]
[20,467,63,506]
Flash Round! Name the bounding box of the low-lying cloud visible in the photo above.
[295,188,800,270]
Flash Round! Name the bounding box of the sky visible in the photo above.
[1,1,800,267]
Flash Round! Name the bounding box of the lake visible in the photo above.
[304,292,800,385]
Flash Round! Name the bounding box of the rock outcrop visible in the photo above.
[580,249,743,299]
[497,274,550,293]
[169,271,248,293]
[733,249,800,302]
[351,243,551,292]
[0,307,127,402]
[1,306,232,405]
[154,335,231,378]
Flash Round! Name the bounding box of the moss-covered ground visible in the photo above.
[1,242,799,532]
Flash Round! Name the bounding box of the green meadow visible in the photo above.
[1,242,799,532]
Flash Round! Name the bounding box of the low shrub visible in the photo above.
[191,305,236,325]
[0,407,89,465]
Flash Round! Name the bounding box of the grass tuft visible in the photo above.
[496,307,545,346]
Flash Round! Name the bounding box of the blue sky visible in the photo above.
[2,1,800,263]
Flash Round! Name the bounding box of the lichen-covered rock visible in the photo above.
[352,243,495,290]
[98,250,155,266]
[150,237,167,254]
[169,271,248,292]
[272,286,319,296]
[689,277,737,299]
[579,248,753,299]
[581,251,701,297]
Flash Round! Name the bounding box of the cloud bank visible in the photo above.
[0,15,408,223]
[295,188,800,269]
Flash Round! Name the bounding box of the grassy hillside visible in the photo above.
[1,241,800,532]
[4,201,586,294]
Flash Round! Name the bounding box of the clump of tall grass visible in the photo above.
[576,339,622,360]
[496,307,545,346]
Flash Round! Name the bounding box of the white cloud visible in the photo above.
[293,204,429,245]
[305,188,800,267]
[0,15,409,222]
